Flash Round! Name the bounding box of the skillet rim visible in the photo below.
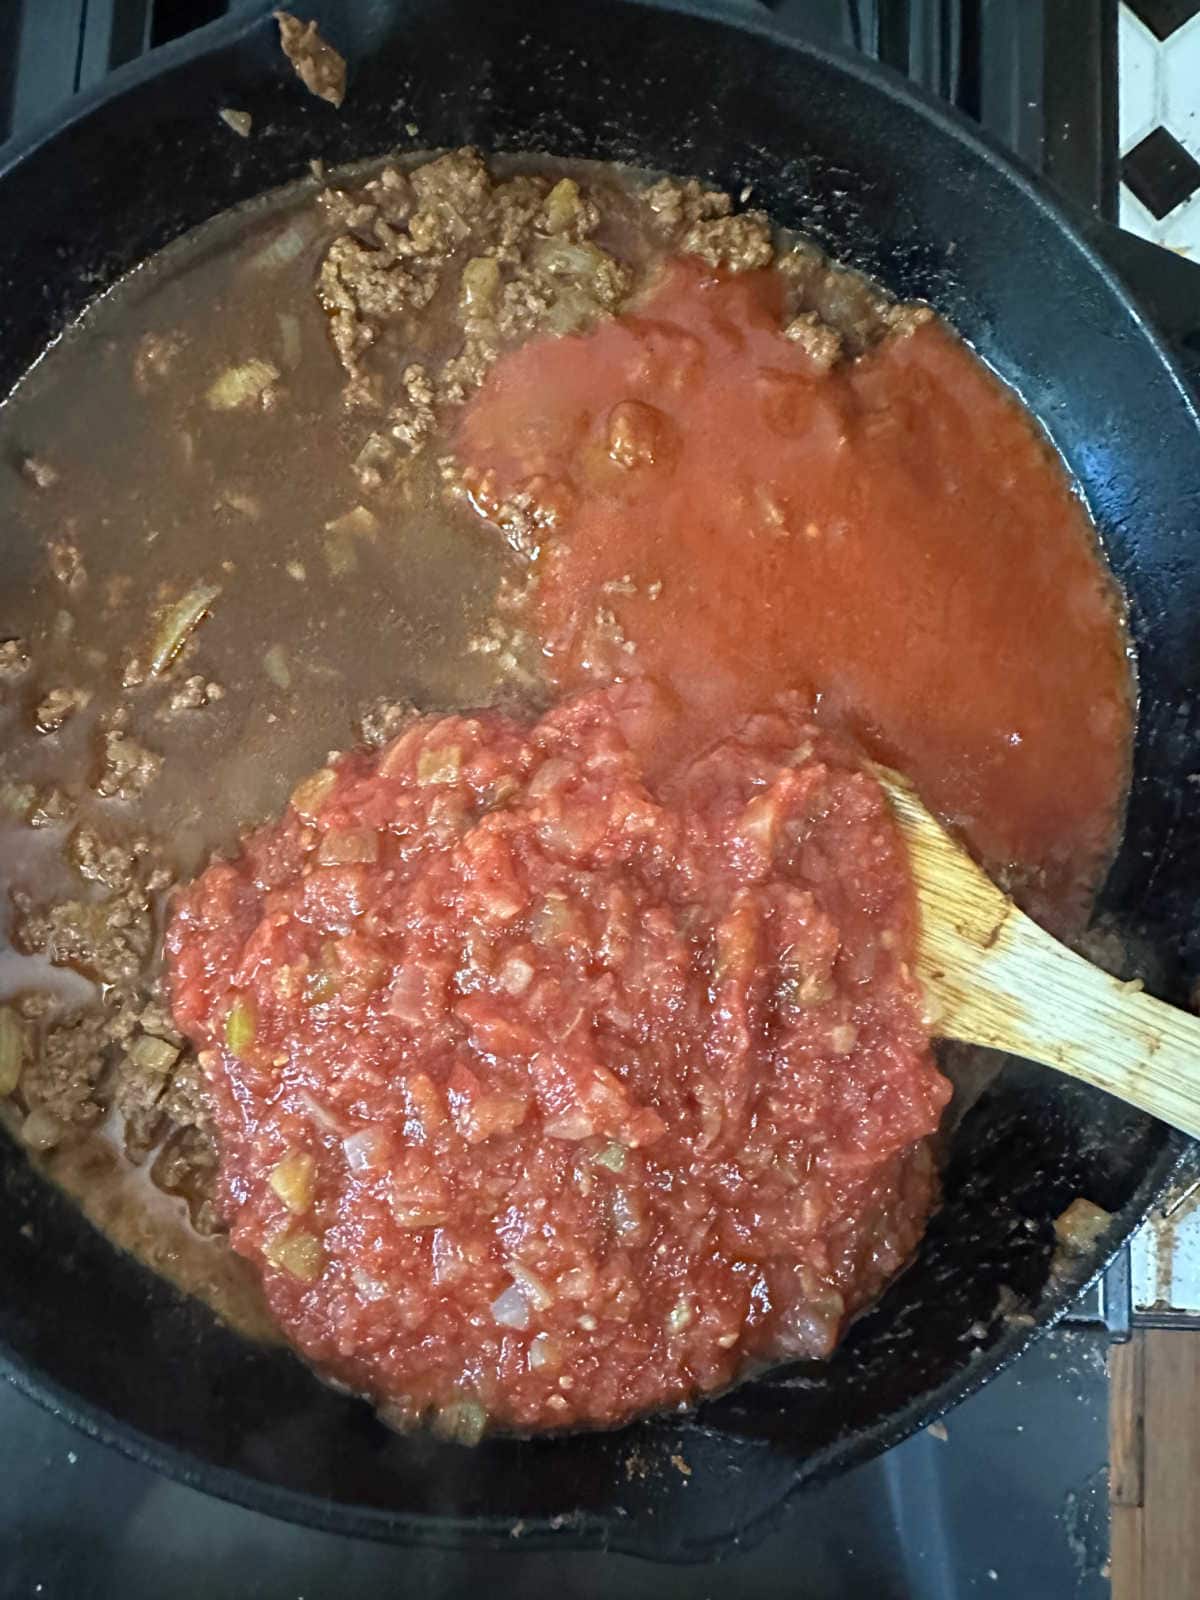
[0,0,1192,1557]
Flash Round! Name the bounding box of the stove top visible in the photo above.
[0,4,1195,1596]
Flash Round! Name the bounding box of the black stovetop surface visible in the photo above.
[0,4,1180,1595]
[7,1326,1111,1598]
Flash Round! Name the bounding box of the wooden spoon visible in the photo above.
[875,765,1200,1140]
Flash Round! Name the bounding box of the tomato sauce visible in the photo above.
[457,259,1133,927]
[167,685,949,1436]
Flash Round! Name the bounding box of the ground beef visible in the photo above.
[640,177,732,235]
[28,786,74,828]
[69,825,141,892]
[35,686,90,733]
[410,149,494,232]
[883,300,937,339]
[320,235,438,332]
[113,1034,179,1157]
[275,10,346,108]
[10,798,220,1196]
[350,433,396,492]
[314,151,635,487]
[775,241,934,357]
[20,455,58,490]
[436,336,501,409]
[679,212,775,273]
[132,332,184,393]
[494,239,631,345]
[0,638,31,678]
[13,887,154,986]
[164,675,223,712]
[783,311,844,372]
[22,1012,111,1128]
[356,695,418,748]
[152,1122,221,1234]
[48,538,86,592]
[158,1050,212,1129]
[95,714,162,799]
[387,365,437,452]
[453,467,565,563]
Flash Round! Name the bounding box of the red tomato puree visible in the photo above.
[168,685,950,1436]
[457,258,1132,927]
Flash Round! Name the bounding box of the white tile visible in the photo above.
[1119,2,1163,153]
[1161,11,1200,161]
[1120,181,1200,255]
[1158,185,1200,256]
[1132,1187,1200,1313]
[1120,179,1162,242]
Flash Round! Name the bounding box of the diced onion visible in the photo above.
[298,1090,343,1133]
[0,782,35,821]
[527,757,573,798]
[529,893,573,946]
[218,108,252,137]
[323,529,357,576]
[491,1284,531,1330]
[269,1149,315,1213]
[324,504,380,538]
[528,1333,562,1370]
[21,1108,65,1152]
[432,1401,488,1447]
[264,1228,324,1282]
[263,644,291,689]
[206,358,278,411]
[416,746,463,786]
[351,1266,389,1302]
[316,828,378,866]
[497,956,534,996]
[225,996,256,1057]
[1053,1198,1113,1257]
[461,256,500,311]
[508,1259,553,1311]
[290,766,336,820]
[342,1127,382,1174]
[0,1005,29,1095]
[592,1141,626,1174]
[826,1023,859,1055]
[321,507,379,578]
[277,312,302,370]
[128,1035,180,1075]
[220,489,261,519]
[543,1109,594,1142]
[148,582,221,676]
[249,223,310,273]
[607,1184,645,1239]
[666,1298,694,1334]
[543,177,583,234]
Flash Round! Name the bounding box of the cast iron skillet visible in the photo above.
[1,0,1199,1562]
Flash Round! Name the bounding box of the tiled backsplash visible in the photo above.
[1120,0,1200,253]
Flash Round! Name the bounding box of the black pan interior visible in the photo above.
[0,0,1198,1559]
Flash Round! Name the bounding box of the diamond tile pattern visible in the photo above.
[1119,3,1200,255]
[1123,125,1200,217]
[1123,0,1200,41]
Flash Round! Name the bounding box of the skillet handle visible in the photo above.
[1079,214,1200,400]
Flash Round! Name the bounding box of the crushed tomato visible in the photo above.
[167,683,949,1435]
[456,258,1132,929]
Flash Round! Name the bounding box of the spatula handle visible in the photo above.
[936,904,1200,1141]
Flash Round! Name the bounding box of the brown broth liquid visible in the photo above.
[0,175,533,1329]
